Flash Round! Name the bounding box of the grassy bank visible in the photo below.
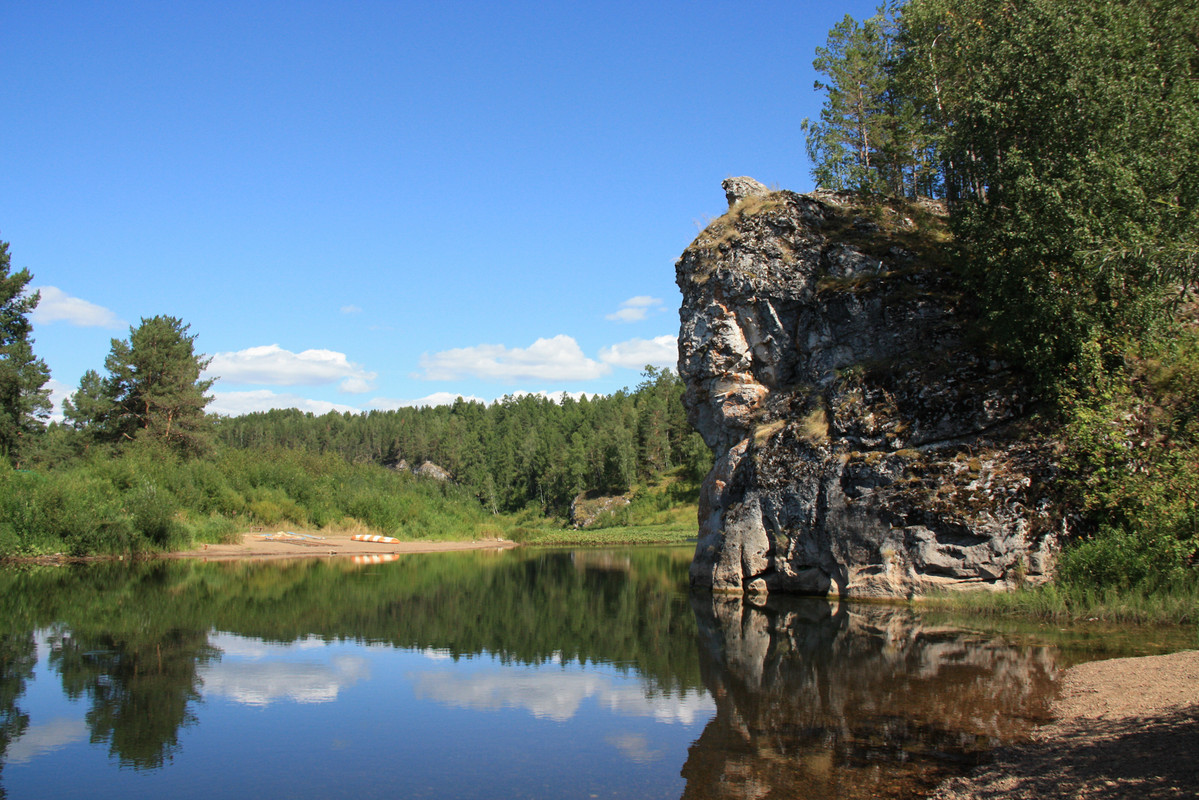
[923,581,1199,628]
[511,523,696,547]
[0,443,703,558]
[0,444,498,557]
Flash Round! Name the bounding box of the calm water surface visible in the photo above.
[0,547,1189,799]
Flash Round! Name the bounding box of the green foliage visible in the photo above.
[803,10,892,194]
[899,0,1199,391]
[0,241,52,466]
[213,368,704,518]
[1055,325,1199,592]
[0,445,500,556]
[104,316,216,454]
[804,3,938,197]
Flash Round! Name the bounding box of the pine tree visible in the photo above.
[0,241,51,465]
[802,11,892,194]
[100,316,215,454]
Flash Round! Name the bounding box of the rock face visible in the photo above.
[721,175,771,208]
[676,183,1061,598]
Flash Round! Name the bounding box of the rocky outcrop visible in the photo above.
[677,180,1061,598]
[569,490,631,528]
[414,460,453,482]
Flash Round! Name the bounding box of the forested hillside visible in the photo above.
[212,367,710,516]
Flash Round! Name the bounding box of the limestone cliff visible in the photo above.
[677,179,1061,598]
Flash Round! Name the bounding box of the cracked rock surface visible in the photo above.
[676,183,1062,598]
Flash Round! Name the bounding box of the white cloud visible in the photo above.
[45,378,74,421]
[340,304,362,314]
[367,392,486,410]
[208,390,359,417]
[605,295,663,323]
[206,344,376,393]
[416,335,611,382]
[599,335,678,370]
[339,376,373,394]
[29,286,124,329]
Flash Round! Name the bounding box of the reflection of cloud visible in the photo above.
[7,717,88,764]
[411,668,713,724]
[200,655,369,706]
[597,685,713,725]
[209,633,327,658]
[606,732,663,763]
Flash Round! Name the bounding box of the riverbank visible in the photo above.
[169,529,520,560]
[930,649,1198,799]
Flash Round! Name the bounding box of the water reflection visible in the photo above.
[46,625,217,770]
[0,553,1189,799]
[200,634,371,706]
[411,665,714,723]
[684,594,1059,800]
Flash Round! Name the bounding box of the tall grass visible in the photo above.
[928,579,1199,627]
[0,443,494,557]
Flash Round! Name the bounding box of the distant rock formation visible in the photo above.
[569,491,631,529]
[414,461,453,482]
[390,459,453,482]
[676,182,1062,598]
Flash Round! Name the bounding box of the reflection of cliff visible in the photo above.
[682,595,1058,800]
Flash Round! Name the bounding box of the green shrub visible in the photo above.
[1058,524,1196,592]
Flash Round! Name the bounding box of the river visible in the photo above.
[0,547,1189,799]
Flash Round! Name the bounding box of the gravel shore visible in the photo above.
[929,649,1199,800]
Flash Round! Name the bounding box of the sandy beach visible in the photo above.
[930,649,1199,799]
[169,529,519,561]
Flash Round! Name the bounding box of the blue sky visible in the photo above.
[2,1,880,417]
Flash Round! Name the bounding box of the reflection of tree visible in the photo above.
[0,632,36,799]
[682,594,1060,800]
[47,627,217,770]
[0,552,701,773]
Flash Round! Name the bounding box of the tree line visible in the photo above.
[0,240,707,526]
[212,368,711,515]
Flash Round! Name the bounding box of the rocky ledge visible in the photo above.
[677,178,1062,598]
